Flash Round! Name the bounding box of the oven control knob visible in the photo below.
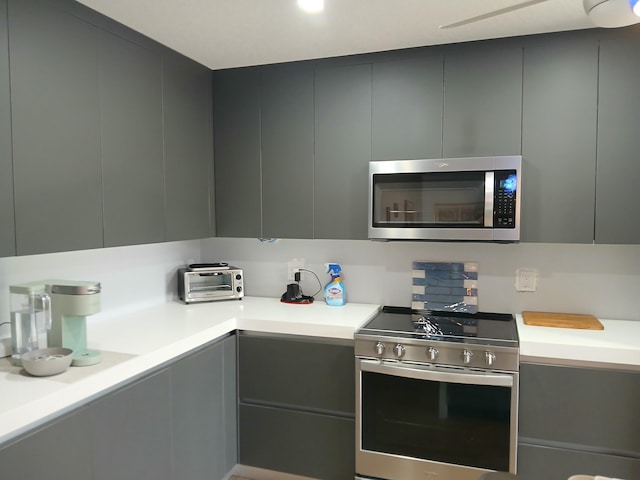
[484,351,496,366]
[462,349,474,365]
[427,346,439,362]
[393,344,406,359]
[374,342,386,357]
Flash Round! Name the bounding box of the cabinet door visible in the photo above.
[519,363,640,454]
[9,0,102,255]
[171,335,237,480]
[521,40,598,243]
[314,63,372,239]
[443,46,522,157]
[261,65,314,239]
[99,31,164,247]
[0,0,14,257]
[239,404,355,480]
[163,51,213,241]
[213,68,261,237]
[0,407,92,480]
[90,369,172,480]
[239,333,355,415]
[596,30,640,244]
[372,55,444,160]
[518,443,640,480]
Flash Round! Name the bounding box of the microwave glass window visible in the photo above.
[372,171,487,227]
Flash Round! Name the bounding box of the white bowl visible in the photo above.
[21,347,73,376]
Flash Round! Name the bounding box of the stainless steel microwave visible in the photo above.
[368,156,522,242]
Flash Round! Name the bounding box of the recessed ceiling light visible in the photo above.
[297,0,324,14]
[632,0,640,16]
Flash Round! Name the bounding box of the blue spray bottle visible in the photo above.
[324,263,346,306]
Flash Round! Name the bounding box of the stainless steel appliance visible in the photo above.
[355,306,519,480]
[177,263,244,303]
[368,156,521,242]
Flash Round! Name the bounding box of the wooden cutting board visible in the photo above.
[522,311,604,330]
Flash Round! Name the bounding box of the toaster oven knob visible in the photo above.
[462,349,474,365]
[236,286,242,293]
[235,274,242,280]
[484,351,496,366]
[374,342,385,357]
[427,346,439,362]
[393,344,406,359]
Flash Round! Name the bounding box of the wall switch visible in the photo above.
[287,258,305,281]
[515,268,537,292]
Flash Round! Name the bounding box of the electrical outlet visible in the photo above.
[287,258,305,281]
[515,268,537,292]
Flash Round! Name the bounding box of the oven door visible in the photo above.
[356,358,518,480]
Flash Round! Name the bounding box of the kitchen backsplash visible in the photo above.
[201,237,640,321]
[0,237,638,351]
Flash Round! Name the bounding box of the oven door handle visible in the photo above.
[359,359,514,387]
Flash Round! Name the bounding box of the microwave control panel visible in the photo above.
[494,170,517,228]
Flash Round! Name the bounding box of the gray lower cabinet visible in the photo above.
[595,29,640,244]
[9,0,103,255]
[314,63,372,240]
[172,334,237,480]
[90,369,173,480]
[521,39,599,243]
[163,51,214,241]
[99,31,165,247]
[517,362,640,480]
[442,45,522,158]
[213,68,262,238]
[261,65,315,239]
[0,407,93,480]
[0,334,237,480]
[238,332,356,479]
[372,55,444,161]
[0,0,14,257]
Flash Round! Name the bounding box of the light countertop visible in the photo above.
[1,298,639,446]
[516,314,640,371]
[0,297,380,445]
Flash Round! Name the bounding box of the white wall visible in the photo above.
[0,241,201,352]
[201,238,640,321]
[1,237,638,353]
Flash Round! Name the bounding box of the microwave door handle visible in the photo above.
[359,359,513,388]
[484,171,494,228]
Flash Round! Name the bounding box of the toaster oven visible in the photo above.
[177,263,244,303]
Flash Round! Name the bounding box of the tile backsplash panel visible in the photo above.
[412,261,479,313]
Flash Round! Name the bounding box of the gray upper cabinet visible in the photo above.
[99,32,165,247]
[261,65,314,239]
[213,68,262,238]
[443,46,522,158]
[372,55,444,160]
[9,0,103,255]
[314,63,372,239]
[163,51,213,241]
[521,40,598,244]
[596,30,640,244]
[0,0,14,257]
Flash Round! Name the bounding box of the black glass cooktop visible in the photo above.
[359,306,518,345]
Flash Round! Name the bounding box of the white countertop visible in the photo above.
[0,297,380,445]
[2,298,639,446]
[516,314,640,371]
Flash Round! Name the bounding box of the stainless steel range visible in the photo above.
[355,306,520,480]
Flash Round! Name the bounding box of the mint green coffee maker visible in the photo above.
[46,280,102,366]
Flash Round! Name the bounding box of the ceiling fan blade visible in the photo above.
[440,0,552,29]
